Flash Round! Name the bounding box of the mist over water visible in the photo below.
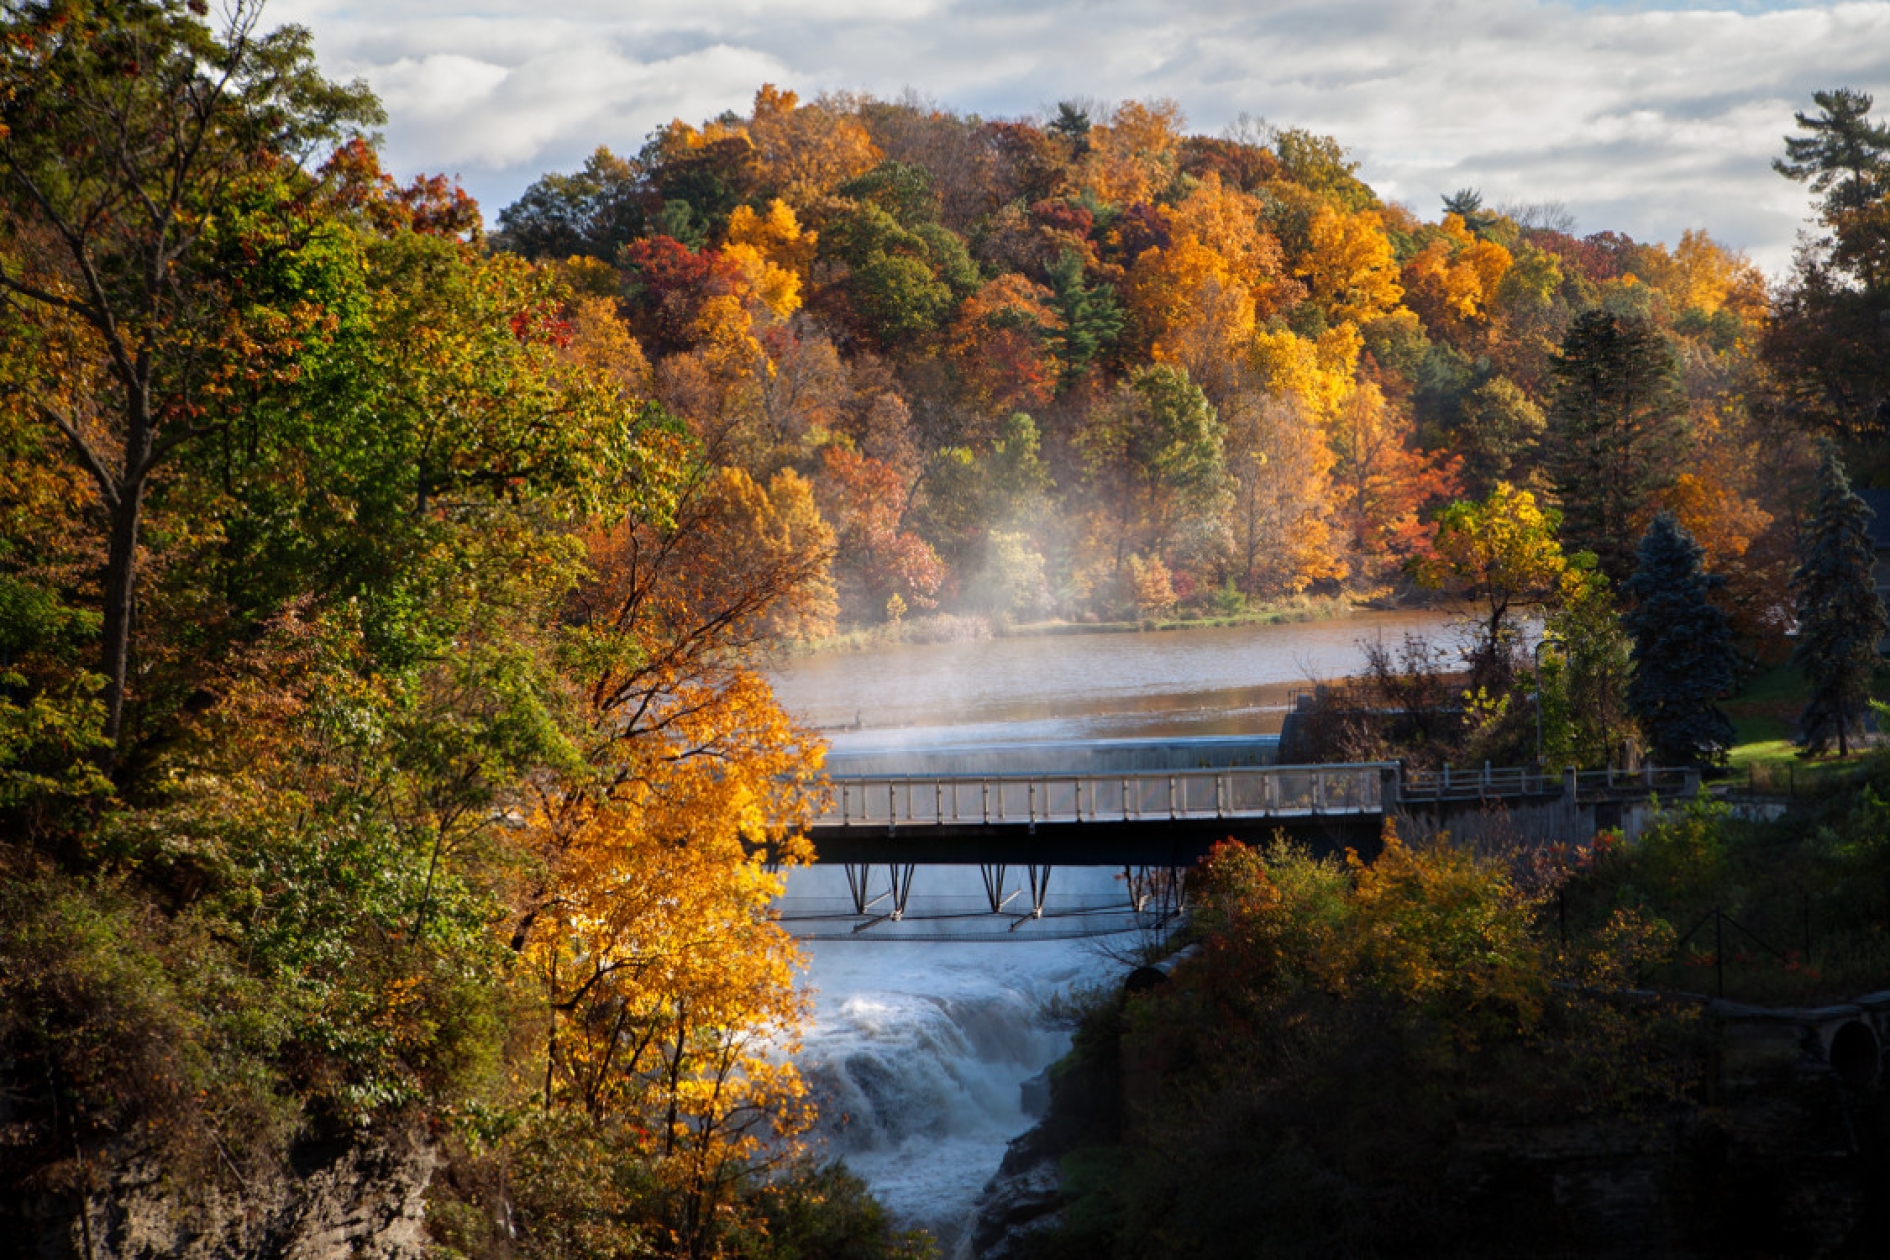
[766,609,1456,747]
[772,613,1454,1247]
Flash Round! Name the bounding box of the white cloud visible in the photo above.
[263,0,1890,275]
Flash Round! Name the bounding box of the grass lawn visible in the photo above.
[1719,661,1890,789]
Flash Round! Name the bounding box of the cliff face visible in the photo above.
[5,1127,437,1260]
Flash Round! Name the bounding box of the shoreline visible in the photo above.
[777,594,1405,659]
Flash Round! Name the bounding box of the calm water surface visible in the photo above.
[764,608,1456,749]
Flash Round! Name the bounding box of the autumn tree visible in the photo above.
[1419,483,1568,685]
[0,0,381,770]
[1220,388,1344,596]
[816,445,946,620]
[1325,376,1460,585]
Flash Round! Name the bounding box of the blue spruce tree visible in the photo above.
[1622,512,1738,766]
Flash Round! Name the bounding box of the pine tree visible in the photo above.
[1774,88,1890,216]
[1791,443,1887,755]
[1546,311,1688,584]
[1622,512,1738,766]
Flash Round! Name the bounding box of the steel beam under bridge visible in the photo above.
[805,763,1393,866]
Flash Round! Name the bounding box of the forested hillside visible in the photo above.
[495,87,1808,642]
[5,0,1890,1256]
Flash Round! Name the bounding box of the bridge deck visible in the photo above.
[816,762,1392,831]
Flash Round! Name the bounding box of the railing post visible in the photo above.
[982,778,990,825]
[1168,775,1177,819]
[936,781,944,825]
[1123,777,1132,820]
[1215,774,1225,818]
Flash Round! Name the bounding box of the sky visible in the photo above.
[266,0,1890,277]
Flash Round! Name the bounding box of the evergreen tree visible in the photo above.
[1774,87,1890,216]
[1546,311,1688,584]
[1622,512,1738,766]
[1046,248,1125,382]
[1790,443,1887,755]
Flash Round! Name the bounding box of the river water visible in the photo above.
[767,610,1453,1252]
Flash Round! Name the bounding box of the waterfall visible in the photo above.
[789,866,1126,1253]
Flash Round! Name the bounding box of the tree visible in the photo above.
[1219,388,1344,597]
[1765,90,1890,439]
[1045,249,1124,383]
[1622,513,1737,766]
[1774,88,1890,216]
[1324,377,1461,585]
[1538,562,1638,770]
[1790,443,1887,755]
[1418,483,1567,687]
[0,0,381,768]
[1456,377,1545,494]
[1545,310,1688,583]
[1076,363,1224,581]
[497,146,647,261]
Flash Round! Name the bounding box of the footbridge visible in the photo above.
[791,750,1698,936]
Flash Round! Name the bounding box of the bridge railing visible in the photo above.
[1396,763,1699,803]
[815,764,1390,830]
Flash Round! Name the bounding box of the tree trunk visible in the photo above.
[99,480,147,774]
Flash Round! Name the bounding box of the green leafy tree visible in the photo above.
[1456,376,1545,494]
[1077,363,1225,580]
[1545,310,1688,583]
[1417,482,1567,687]
[496,146,648,261]
[1622,512,1737,767]
[0,0,382,769]
[1790,443,1887,755]
[1539,561,1638,770]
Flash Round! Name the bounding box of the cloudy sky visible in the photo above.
[267,0,1890,276]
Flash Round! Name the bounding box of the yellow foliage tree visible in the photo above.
[1220,388,1346,595]
[1081,98,1185,206]
[1402,214,1512,340]
[723,199,816,320]
[748,85,881,207]
[512,454,833,1251]
[1298,205,1403,328]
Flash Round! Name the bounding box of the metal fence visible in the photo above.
[1397,764,1698,803]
